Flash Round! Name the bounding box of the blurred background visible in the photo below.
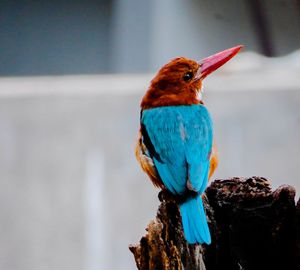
[0,0,300,269]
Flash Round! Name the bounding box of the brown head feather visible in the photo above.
[141,57,203,109]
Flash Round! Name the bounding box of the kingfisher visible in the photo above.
[135,46,243,244]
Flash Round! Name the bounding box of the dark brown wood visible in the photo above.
[130,177,299,270]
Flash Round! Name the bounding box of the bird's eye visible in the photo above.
[183,71,193,82]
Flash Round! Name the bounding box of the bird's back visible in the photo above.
[141,104,213,195]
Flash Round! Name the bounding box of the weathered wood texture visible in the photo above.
[130,177,299,270]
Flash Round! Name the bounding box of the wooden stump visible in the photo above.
[129,191,206,270]
[129,177,299,270]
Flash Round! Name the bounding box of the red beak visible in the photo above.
[196,45,243,80]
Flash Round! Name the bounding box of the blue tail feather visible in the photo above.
[179,195,211,244]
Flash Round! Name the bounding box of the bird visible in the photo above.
[135,45,243,244]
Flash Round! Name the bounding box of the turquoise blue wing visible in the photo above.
[141,108,187,194]
[141,105,213,195]
[184,106,213,193]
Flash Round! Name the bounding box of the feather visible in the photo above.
[135,130,163,188]
[179,195,211,244]
[141,104,213,194]
[209,141,219,180]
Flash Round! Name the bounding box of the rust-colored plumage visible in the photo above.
[135,130,164,188]
[209,142,219,179]
[141,57,203,110]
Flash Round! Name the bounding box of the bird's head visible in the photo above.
[141,45,243,109]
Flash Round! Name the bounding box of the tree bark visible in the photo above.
[129,177,299,270]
